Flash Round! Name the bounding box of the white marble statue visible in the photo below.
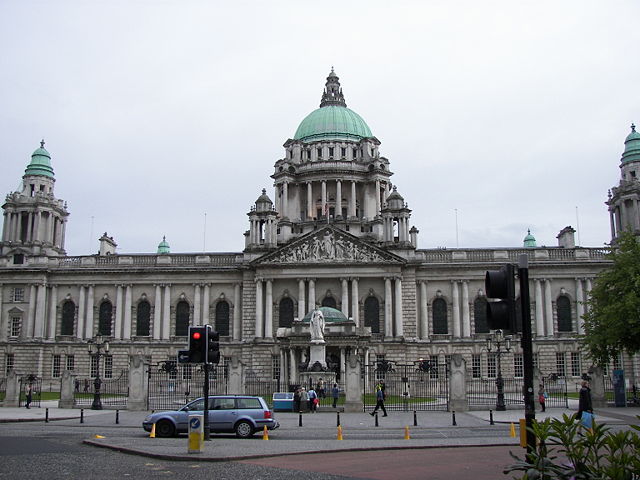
[310,309,325,342]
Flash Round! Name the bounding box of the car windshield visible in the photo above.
[183,398,205,411]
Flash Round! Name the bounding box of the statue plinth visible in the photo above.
[308,343,327,369]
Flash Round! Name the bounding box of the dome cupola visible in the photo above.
[622,123,640,163]
[523,229,537,248]
[157,236,170,254]
[24,140,55,178]
[255,188,273,212]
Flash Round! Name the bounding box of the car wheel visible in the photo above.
[234,420,254,438]
[155,420,176,438]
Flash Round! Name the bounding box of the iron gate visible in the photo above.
[244,365,284,407]
[19,375,42,408]
[147,362,228,410]
[362,362,449,411]
[74,370,129,408]
[466,374,568,409]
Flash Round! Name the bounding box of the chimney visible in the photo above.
[557,226,576,248]
[99,232,117,255]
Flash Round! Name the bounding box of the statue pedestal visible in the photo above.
[308,342,327,369]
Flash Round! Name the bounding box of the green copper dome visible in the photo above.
[301,306,349,323]
[24,140,55,178]
[523,229,537,248]
[293,69,373,143]
[622,123,640,163]
[157,236,170,254]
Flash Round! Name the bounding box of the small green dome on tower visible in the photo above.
[293,69,373,143]
[157,236,170,254]
[622,123,640,163]
[24,140,55,178]
[523,229,537,248]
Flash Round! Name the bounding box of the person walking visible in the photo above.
[300,387,309,413]
[83,379,89,393]
[293,387,301,412]
[538,384,547,412]
[331,383,340,408]
[25,384,33,409]
[577,380,593,419]
[370,382,387,417]
[308,387,318,412]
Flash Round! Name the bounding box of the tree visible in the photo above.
[582,230,640,366]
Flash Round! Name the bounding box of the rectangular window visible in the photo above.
[182,364,192,380]
[514,354,524,378]
[10,316,21,337]
[341,147,346,157]
[12,287,25,302]
[90,356,98,378]
[570,352,581,377]
[104,355,113,379]
[472,354,481,378]
[556,352,566,377]
[429,355,439,379]
[317,147,322,159]
[66,355,75,371]
[272,355,280,381]
[6,353,14,374]
[487,354,497,378]
[328,147,334,157]
[52,354,62,378]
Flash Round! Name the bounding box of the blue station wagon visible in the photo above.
[143,395,279,438]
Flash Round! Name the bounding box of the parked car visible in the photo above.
[142,395,279,438]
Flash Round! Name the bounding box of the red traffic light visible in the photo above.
[192,332,201,340]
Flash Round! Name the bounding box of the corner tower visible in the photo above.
[1,141,69,261]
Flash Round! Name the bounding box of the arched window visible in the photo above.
[432,298,448,334]
[279,298,294,328]
[215,301,230,336]
[136,300,151,336]
[474,297,489,334]
[175,301,190,336]
[557,295,572,332]
[61,300,75,336]
[364,297,380,333]
[98,301,113,336]
[321,297,337,309]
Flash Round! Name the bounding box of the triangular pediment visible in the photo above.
[252,227,405,266]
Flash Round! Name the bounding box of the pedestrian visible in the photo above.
[308,387,318,412]
[370,382,388,417]
[83,379,89,393]
[300,387,309,412]
[293,387,301,412]
[74,379,80,393]
[25,384,32,409]
[577,380,593,420]
[538,384,547,412]
[317,378,325,399]
[331,383,340,408]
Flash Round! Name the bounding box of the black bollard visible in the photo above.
[80,408,84,424]
[45,408,49,423]
[489,409,494,425]
[452,410,457,426]
[375,412,379,427]
[413,410,418,427]
[337,411,341,427]
[298,412,303,427]
[116,409,119,424]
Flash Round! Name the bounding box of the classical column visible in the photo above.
[289,349,297,384]
[47,284,57,339]
[420,281,428,339]
[1,212,7,242]
[321,181,327,215]
[255,279,263,338]
[203,284,210,326]
[609,209,616,241]
[153,285,162,340]
[544,280,554,337]
[282,182,289,218]
[384,277,393,336]
[265,279,273,338]
[115,284,123,339]
[85,285,94,339]
[307,182,313,219]
[576,279,585,335]
[26,213,33,242]
[308,279,316,312]
[585,278,593,312]
[233,283,241,340]
[452,281,461,338]
[193,284,201,326]
[123,285,132,339]
[336,180,342,217]
[297,279,306,319]
[375,179,381,216]
[394,278,403,337]
[0,284,5,342]
[341,278,349,316]
[280,348,288,387]
[534,279,545,336]
[26,285,36,338]
[33,212,40,242]
[77,286,86,340]
[461,281,470,338]
[351,278,359,327]
[34,283,47,338]
[340,347,346,381]
[350,181,357,217]
[162,285,171,339]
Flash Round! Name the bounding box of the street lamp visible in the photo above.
[87,335,109,410]
[486,329,512,411]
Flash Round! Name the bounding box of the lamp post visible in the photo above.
[486,329,512,411]
[87,335,109,410]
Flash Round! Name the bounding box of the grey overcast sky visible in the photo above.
[1,0,639,255]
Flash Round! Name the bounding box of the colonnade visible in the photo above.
[2,210,66,247]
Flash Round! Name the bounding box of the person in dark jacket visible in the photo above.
[370,382,388,416]
[577,380,593,419]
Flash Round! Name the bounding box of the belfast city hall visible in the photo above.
[1,70,639,409]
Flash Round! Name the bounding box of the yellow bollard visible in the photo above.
[510,422,516,438]
[94,434,105,439]
[262,425,269,440]
[337,425,343,440]
[150,423,156,438]
[404,425,410,440]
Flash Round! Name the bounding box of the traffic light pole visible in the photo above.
[203,363,210,441]
[518,255,536,457]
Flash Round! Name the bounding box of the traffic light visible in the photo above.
[188,326,207,363]
[207,328,220,364]
[485,263,517,333]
